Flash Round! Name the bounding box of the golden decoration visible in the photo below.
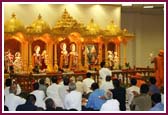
[104,20,122,36]
[26,14,50,34]
[4,13,24,33]
[52,9,86,36]
[85,18,100,36]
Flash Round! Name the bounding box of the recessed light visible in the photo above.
[143,6,154,8]
[122,3,132,6]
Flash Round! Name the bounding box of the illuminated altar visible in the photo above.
[4,9,134,73]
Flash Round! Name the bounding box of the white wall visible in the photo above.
[4,4,121,28]
[121,9,164,67]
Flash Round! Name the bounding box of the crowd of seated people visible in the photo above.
[4,62,164,111]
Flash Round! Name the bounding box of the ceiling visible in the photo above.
[121,4,164,13]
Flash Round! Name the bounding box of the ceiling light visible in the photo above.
[122,3,132,6]
[143,6,154,8]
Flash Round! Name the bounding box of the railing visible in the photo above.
[6,68,155,93]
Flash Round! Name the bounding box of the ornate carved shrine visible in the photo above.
[4,9,134,74]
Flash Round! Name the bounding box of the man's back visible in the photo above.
[16,101,38,111]
[131,94,152,111]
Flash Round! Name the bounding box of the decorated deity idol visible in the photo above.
[113,51,119,69]
[69,43,78,70]
[40,50,48,71]
[13,52,23,73]
[32,45,41,73]
[60,43,69,69]
[90,45,97,64]
[107,50,114,69]
[4,49,14,73]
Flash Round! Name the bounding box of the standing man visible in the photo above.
[151,50,164,88]
[99,61,112,84]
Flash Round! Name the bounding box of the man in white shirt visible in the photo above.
[100,90,120,111]
[64,82,82,111]
[100,75,114,91]
[47,76,63,108]
[126,78,140,106]
[58,76,69,108]
[76,76,87,95]
[99,62,112,83]
[30,82,46,109]
[4,78,21,96]
[83,72,94,94]
[5,83,25,111]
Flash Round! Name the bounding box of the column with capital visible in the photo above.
[28,43,33,72]
[54,43,58,72]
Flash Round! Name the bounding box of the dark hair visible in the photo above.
[140,84,149,94]
[149,77,156,84]
[27,94,36,104]
[100,62,105,68]
[130,78,137,85]
[39,78,45,85]
[86,72,91,78]
[4,105,9,111]
[63,76,69,85]
[113,79,120,88]
[151,93,161,103]
[33,82,39,90]
[5,78,12,87]
[106,75,111,81]
[91,83,99,91]
[51,76,57,83]
[45,98,55,109]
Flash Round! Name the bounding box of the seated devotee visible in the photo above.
[45,77,51,87]
[4,78,21,96]
[100,75,114,91]
[132,73,146,87]
[83,72,94,94]
[58,76,70,108]
[64,82,82,111]
[4,78,12,96]
[130,84,152,111]
[160,86,164,104]
[46,76,63,108]
[149,93,164,111]
[45,98,56,111]
[110,79,126,111]
[99,61,112,83]
[4,105,9,111]
[5,83,26,111]
[126,78,140,106]
[39,78,47,95]
[16,94,38,111]
[30,82,45,109]
[86,83,106,111]
[100,90,120,111]
[76,76,87,95]
[149,77,160,95]
[45,98,64,111]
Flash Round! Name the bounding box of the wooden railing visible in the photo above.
[5,68,155,93]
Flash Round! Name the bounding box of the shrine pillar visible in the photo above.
[47,43,53,72]
[22,41,28,72]
[28,42,33,72]
[54,43,58,71]
[77,42,82,70]
[84,45,88,70]
[105,42,108,64]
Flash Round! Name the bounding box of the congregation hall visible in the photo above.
[3,3,165,112]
